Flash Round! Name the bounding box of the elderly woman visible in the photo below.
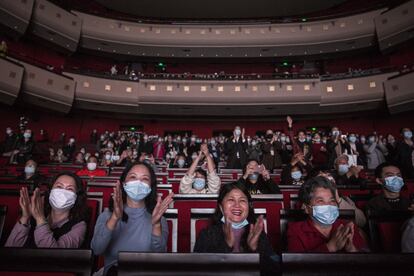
[179,144,221,194]
[287,176,369,253]
[91,161,174,275]
[194,181,279,275]
[6,172,88,248]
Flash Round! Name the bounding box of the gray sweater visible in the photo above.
[91,205,168,274]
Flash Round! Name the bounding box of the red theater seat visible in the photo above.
[367,210,412,252]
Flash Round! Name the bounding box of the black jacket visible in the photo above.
[238,176,281,194]
[194,223,279,276]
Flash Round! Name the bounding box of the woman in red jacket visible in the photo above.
[287,176,369,253]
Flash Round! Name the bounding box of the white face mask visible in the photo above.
[49,188,77,211]
[105,154,111,160]
[25,166,35,175]
[87,162,97,171]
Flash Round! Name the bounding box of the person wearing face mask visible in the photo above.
[1,127,18,157]
[384,133,397,162]
[326,127,348,169]
[16,159,44,192]
[225,126,248,169]
[240,159,281,194]
[310,133,328,167]
[279,133,293,164]
[346,133,366,168]
[100,150,113,167]
[63,136,77,160]
[139,134,154,155]
[90,129,99,144]
[363,134,388,170]
[153,137,165,160]
[77,156,107,177]
[186,135,200,158]
[281,153,311,186]
[261,130,283,171]
[286,116,311,161]
[247,138,262,161]
[91,162,174,275]
[10,129,35,164]
[393,128,414,179]
[208,138,221,170]
[330,155,367,187]
[366,163,413,213]
[171,153,188,168]
[287,176,368,253]
[194,181,279,276]
[179,144,221,194]
[5,172,88,248]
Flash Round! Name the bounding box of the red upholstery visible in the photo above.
[377,222,405,253]
[87,187,113,208]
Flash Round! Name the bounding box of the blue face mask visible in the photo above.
[349,136,357,143]
[312,205,339,226]
[221,216,249,229]
[291,171,302,180]
[404,131,413,139]
[123,180,152,202]
[384,176,404,193]
[193,178,206,190]
[338,164,349,176]
[248,173,259,181]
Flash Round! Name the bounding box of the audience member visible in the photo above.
[179,144,221,194]
[91,162,173,275]
[5,172,88,248]
[287,176,368,252]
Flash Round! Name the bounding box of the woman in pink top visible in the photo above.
[5,172,88,248]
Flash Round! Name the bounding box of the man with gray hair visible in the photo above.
[330,154,367,187]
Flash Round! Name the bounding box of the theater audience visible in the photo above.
[366,163,412,213]
[312,171,367,228]
[171,153,188,168]
[179,144,221,194]
[91,162,173,275]
[239,159,280,194]
[281,153,311,186]
[394,128,414,179]
[287,176,368,252]
[1,127,18,156]
[194,181,279,275]
[5,172,88,248]
[363,134,388,170]
[76,156,107,177]
[73,151,85,165]
[330,155,367,187]
[225,126,248,169]
[16,159,44,191]
[261,130,283,171]
[9,129,35,164]
[310,133,328,167]
[63,137,77,160]
[326,127,349,169]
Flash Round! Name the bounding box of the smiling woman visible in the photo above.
[193,181,279,275]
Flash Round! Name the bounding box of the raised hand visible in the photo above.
[112,181,124,221]
[223,220,235,249]
[200,143,209,155]
[286,116,293,127]
[152,192,174,226]
[19,187,31,225]
[30,188,46,225]
[247,215,264,252]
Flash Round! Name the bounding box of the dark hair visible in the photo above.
[110,161,158,222]
[212,181,256,225]
[45,172,89,223]
[300,176,337,205]
[195,168,207,179]
[375,162,400,179]
[242,159,260,175]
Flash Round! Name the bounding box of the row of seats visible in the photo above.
[0,248,413,276]
[1,188,412,254]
